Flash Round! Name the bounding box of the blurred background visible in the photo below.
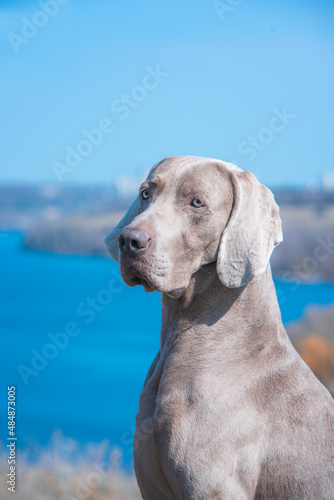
[1,0,334,498]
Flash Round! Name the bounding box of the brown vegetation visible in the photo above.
[295,334,334,394]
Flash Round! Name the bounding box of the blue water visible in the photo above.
[1,232,333,466]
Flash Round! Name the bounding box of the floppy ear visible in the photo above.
[217,168,283,288]
[104,197,141,263]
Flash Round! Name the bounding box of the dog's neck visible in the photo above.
[160,262,284,353]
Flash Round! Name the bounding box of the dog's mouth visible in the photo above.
[121,262,187,298]
[123,265,155,292]
[165,288,186,299]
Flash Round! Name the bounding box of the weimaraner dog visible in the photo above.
[105,156,334,499]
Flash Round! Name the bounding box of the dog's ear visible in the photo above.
[217,167,283,288]
[104,197,141,263]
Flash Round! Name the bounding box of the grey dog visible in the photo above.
[105,156,334,500]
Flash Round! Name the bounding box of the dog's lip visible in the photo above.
[125,265,155,291]
[166,287,186,299]
[122,261,187,297]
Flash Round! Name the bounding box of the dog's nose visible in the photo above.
[119,227,150,254]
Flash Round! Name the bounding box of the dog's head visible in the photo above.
[105,156,282,297]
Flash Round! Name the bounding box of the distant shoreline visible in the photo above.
[20,203,334,284]
[1,183,333,283]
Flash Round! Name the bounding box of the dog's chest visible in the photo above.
[134,371,263,499]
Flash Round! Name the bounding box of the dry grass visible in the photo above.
[0,433,142,500]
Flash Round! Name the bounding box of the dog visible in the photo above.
[105,156,334,499]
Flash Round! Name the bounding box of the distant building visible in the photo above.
[321,171,334,191]
[114,169,149,198]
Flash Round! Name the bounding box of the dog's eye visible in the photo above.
[190,198,204,208]
[141,190,150,200]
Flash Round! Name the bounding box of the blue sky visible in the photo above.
[1,0,334,188]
